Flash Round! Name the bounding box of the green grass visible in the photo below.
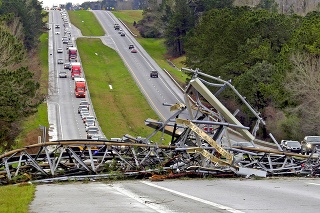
[77,38,168,142]
[39,33,49,94]
[112,10,142,36]
[68,10,105,36]
[0,184,35,213]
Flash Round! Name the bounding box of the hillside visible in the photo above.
[235,0,320,15]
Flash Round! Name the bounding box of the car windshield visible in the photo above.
[80,101,89,105]
[234,142,255,147]
[306,137,320,142]
[286,141,300,146]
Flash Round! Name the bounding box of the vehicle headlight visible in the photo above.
[307,143,312,148]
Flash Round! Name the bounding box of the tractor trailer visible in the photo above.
[74,78,86,98]
[71,62,81,80]
[68,47,77,62]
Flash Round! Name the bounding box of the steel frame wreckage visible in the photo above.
[1,69,320,184]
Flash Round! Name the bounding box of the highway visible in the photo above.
[91,10,187,121]
[30,178,320,213]
[48,10,88,140]
[48,10,188,141]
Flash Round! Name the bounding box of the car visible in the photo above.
[87,129,99,139]
[150,70,158,78]
[131,48,137,53]
[120,32,125,36]
[62,38,69,44]
[55,31,60,35]
[81,112,90,120]
[79,100,90,109]
[232,142,255,148]
[64,62,71,70]
[84,116,95,124]
[69,58,77,63]
[301,136,320,154]
[129,44,134,49]
[57,58,64,64]
[85,120,96,131]
[82,114,93,123]
[57,48,63,53]
[280,140,301,153]
[66,43,73,50]
[55,24,60,28]
[114,23,120,30]
[78,105,88,114]
[118,29,123,34]
[86,126,99,133]
[59,71,67,78]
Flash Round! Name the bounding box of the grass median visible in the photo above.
[0,184,35,213]
[77,38,168,142]
[68,10,105,36]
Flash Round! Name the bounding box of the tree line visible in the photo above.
[0,0,45,151]
[137,0,320,140]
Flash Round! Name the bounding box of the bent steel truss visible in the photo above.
[1,70,320,183]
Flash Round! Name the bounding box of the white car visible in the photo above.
[85,120,95,131]
[57,58,64,64]
[55,31,60,35]
[57,48,63,53]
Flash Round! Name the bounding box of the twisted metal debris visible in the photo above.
[1,69,319,184]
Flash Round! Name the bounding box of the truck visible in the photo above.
[68,47,77,62]
[74,78,86,98]
[71,62,81,80]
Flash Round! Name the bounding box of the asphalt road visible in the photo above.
[48,10,188,141]
[91,10,187,121]
[48,10,88,140]
[30,178,320,213]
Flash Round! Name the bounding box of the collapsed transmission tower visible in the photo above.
[0,69,319,184]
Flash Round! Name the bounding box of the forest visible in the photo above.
[0,0,45,150]
[136,0,320,140]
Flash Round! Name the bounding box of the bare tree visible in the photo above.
[285,52,320,135]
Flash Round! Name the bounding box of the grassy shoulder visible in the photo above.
[77,38,165,141]
[15,32,49,148]
[0,184,35,213]
[68,10,104,36]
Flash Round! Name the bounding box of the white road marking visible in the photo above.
[113,184,176,213]
[308,182,320,186]
[141,181,246,213]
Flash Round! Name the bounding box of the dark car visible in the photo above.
[301,136,320,154]
[280,140,301,153]
[150,71,158,78]
[129,44,134,49]
[64,62,71,70]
